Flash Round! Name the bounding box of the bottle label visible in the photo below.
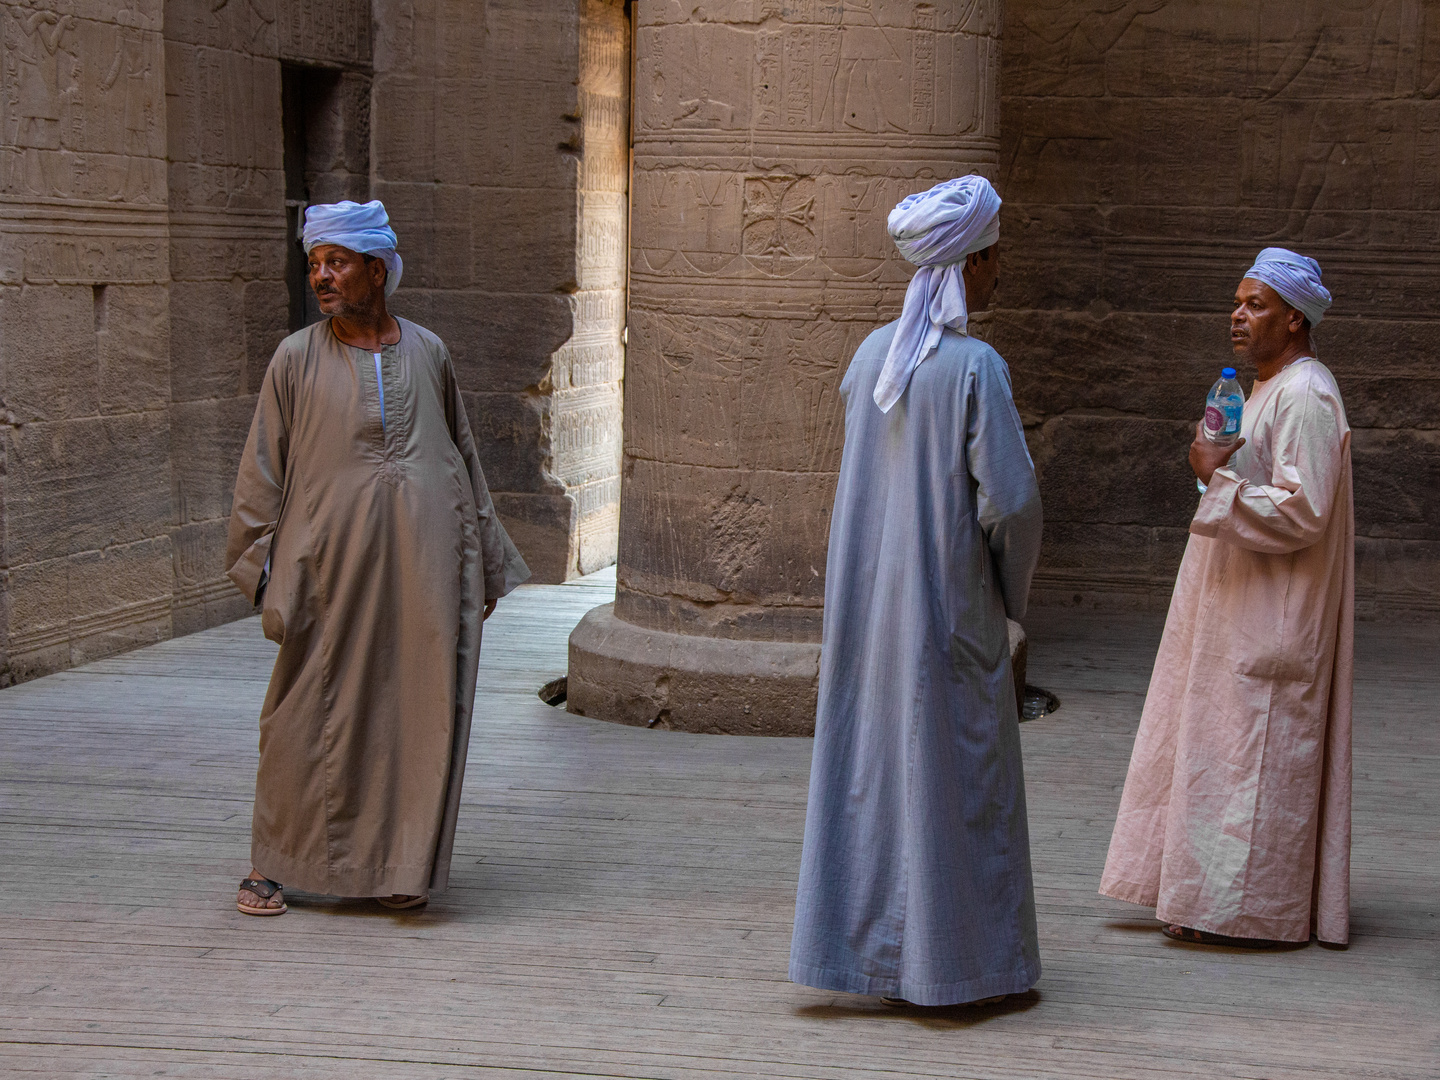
[1204,405,1224,434]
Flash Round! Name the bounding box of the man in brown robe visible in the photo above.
[227,200,528,916]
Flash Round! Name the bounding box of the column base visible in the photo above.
[567,604,1027,737]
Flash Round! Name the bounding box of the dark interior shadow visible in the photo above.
[796,988,1041,1028]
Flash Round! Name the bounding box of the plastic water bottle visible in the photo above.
[1197,367,1243,493]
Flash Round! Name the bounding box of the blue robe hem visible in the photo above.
[788,957,1040,1007]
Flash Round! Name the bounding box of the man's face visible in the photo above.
[308,244,386,317]
[963,243,1000,311]
[1231,278,1303,365]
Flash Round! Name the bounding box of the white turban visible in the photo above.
[302,200,404,297]
[873,175,1002,413]
[1243,247,1331,327]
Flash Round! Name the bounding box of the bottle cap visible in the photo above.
[1222,367,1237,378]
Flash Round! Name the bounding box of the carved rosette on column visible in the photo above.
[569,0,1003,734]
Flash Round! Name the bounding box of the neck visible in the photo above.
[330,303,399,351]
[1254,335,1312,382]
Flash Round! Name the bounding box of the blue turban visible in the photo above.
[302,200,404,297]
[1243,247,1331,327]
[874,175,1002,413]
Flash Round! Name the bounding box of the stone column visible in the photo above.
[569,0,1004,734]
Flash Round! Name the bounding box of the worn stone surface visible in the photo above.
[570,604,1028,736]
[569,0,1005,732]
[998,0,1440,614]
[373,0,629,584]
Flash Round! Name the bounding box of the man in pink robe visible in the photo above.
[1100,248,1353,947]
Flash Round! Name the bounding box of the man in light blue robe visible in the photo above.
[790,175,1044,1007]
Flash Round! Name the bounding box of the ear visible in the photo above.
[1289,306,1307,334]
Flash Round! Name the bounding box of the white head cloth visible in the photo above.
[873,175,1001,413]
[1242,247,1331,327]
[303,200,404,297]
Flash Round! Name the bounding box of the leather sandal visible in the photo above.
[237,876,287,916]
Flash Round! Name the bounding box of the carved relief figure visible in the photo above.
[8,7,75,195]
[100,22,157,202]
[1259,0,1401,239]
[1003,0,1167,193]
[837,0,906,132]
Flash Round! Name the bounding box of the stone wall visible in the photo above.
[0,0,626,686]
[164,0,286,642]
[1,0,174,681]
[997,0,1440,615]
[372,0,628,584]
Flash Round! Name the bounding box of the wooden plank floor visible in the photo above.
[1,568,1436,1079]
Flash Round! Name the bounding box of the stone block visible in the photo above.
[7,537,174,682]
[163,0,280,55]
[4,413,171,568]
[1354,538,1440,617]
[98,285,170,414]
[65,538,174,666]
[171,518,252,636]
[465,390,552,495]
[470,185,580,293]
[1351,428,1440,539]
[277,0,370,65]
[371,77,436,180]
[492,491,577,585]
[567,602,820,736]
[1030,414,1197,529]
[243,278,288,393]
[615,457,834,641]
[168,280,244,401]
[0,285,98,422]
[168,230,286,283]
[622,309,858,474]
[392,290,572,395]
[993,309,1232,423]
[552,384,623,490]
[171,396,257,524]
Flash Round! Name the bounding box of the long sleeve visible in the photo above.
[1191,370,1347,555]
[444,356,531,599]
[967,348,1043,621]
[225,349,292,605]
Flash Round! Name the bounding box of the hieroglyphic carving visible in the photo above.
[278,0,370,64]
[624,0,1001,638]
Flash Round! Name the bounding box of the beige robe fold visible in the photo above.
[226,317,529,898]
[1100,358,1353,944]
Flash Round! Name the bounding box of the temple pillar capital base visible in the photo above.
[567,604,1027,737]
